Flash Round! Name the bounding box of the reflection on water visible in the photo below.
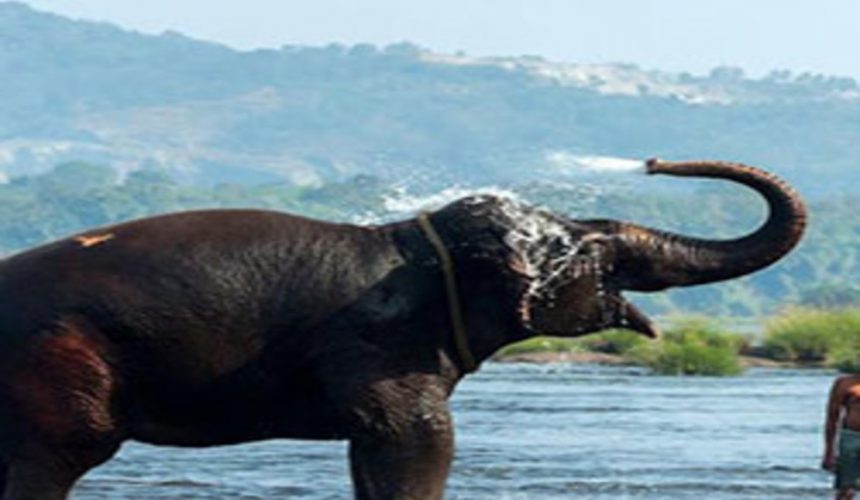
[76,364,834,499]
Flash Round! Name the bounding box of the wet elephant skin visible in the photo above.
[0,160,806,499]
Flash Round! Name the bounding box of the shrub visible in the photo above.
[662,316,748,350]
[627,317,745,376]
[497,328,649,358]
[575,329,648,354]
[830,345,860,373]
[495,336,581,356]
[823,311,860,373]
[629,341,743,376]
[763,308,860,366]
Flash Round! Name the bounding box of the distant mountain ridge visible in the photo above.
[0,1,858,193]
[421,52,860,105]
[1,1,859,317]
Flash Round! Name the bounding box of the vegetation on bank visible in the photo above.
[0,159,854,375]
[498,310,860,376]
[496,318,745,376]
[2,2,860,319]
[0,162,858,319]
[2,165,859,376]
[763,308,860,371]
[625,318,746,376]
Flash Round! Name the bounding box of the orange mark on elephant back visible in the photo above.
[11,320,117,439]
[74,233,114,248]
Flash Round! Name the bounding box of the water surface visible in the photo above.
[77,364,834,499]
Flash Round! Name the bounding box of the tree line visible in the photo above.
[0,162,855,317]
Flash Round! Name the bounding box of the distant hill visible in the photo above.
[1,1,859,318]
[1,1,859,193]
[0,161,857,319]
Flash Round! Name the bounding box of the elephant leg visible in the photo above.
[836,488,856,500]
[0,460,6,498]
[315,347,456,499]
[3,441,119,500]
[349,414,454,500]
[345,381,454,500]
[2,318,123,499]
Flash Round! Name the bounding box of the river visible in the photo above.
[75,363,834,499]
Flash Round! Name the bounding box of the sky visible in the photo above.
[17,0,860,78]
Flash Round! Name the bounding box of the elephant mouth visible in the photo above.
[605,293,660,338]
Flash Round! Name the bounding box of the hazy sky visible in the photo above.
[18,0,860,78]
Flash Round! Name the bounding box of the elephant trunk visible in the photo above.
[607,159,807,291]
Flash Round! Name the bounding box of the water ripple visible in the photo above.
[77,364,833,499]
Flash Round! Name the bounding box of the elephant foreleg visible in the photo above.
[0,459,6,498]
[3,440,119,500]
[315,348,457,499]
[349,417,453,500]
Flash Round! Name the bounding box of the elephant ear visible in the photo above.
[431,194,564,329]
[502,236,584,331]
[504,251,537,326]
[456,230,536,330]
[501,230,614,330]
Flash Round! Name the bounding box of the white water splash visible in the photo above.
[577,155,645,172]
[354,183,606,310]
[362,185,597,302]
[353,185,523,225]
[383,186,513,214]
[546,151,645,174]
[494,197,618,334]
[494,198,589,303]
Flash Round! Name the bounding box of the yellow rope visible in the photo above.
[416,212,477,373]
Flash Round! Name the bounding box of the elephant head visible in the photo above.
[427,159,806,344]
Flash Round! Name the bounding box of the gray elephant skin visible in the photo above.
[0,159,806,499]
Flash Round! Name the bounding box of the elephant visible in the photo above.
[0,159,805,499]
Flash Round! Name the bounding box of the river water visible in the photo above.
[75,363,834,499]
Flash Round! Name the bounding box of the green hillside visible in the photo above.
[0,163,856,317]
[0,2,858,317]
[0,2,859,192]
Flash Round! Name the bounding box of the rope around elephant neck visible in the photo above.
[416,212,477,373]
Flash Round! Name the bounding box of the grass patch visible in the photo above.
[497,310,860,374]
[574,329,649,354]
[495,336,582,356]
[496,320,745,377]
[626,317,745,376]
[496,329,648,358]
[763,308,860,370]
